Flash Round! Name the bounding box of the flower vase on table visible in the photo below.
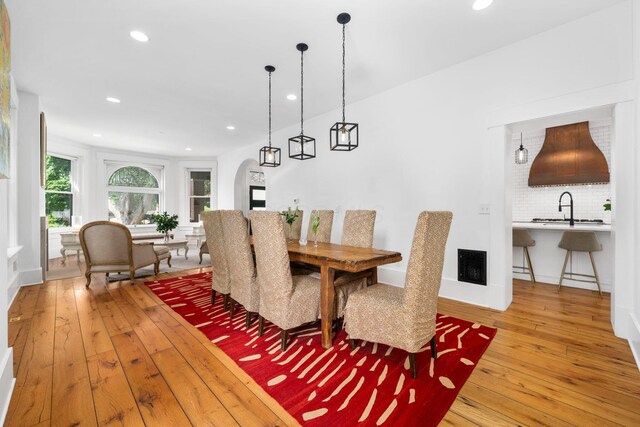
[311,215,320,247]
[163,231,171,242]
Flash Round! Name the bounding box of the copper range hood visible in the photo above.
[528,122,609,187]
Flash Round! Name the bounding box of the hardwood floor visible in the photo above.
[6,273,640,426]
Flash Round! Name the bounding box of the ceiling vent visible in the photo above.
[528,122,609,187]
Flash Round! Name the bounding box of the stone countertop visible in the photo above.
[512,221,611,232]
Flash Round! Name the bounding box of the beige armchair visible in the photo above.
[198,241,209,264]
[307,210,334,243]
[250,211,321,351]
[80,221,162,287]
[221,210,260,327]
[344,211,453,378]
[201,210,231,309]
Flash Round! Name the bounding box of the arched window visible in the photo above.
[107,164,162,225]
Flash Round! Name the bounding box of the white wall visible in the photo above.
[218,3,633,312]
[629,0,640,367]
[0,77,19,426]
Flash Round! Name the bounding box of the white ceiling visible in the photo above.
[7,0,625,157]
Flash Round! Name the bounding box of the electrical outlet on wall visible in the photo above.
[479,204,490,215]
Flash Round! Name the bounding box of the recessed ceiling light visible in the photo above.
[158,131,165,135]
[185,147,192,151]
[93,133,102,137]
[226,125,236,130]
[286,94,297,101]
[472,0,493,11]
[130,30,149,42]
[106,97,121,103]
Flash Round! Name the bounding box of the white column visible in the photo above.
[16,91,43,285]
[488,125,513,311]
[628,0,640,357]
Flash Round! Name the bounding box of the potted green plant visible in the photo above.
[280,207,300,241]
[151,211,179,241]
[603,198,611,211]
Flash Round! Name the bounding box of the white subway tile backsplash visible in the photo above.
[512,123,611,223]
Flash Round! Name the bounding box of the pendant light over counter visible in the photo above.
[289,43,316,160]
[259,65,281,167]
[515,132,528,164]
[330,12,358,151]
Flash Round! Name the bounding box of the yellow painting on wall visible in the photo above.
[0,0,11,179]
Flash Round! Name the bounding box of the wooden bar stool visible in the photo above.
[512,229,536,285]
[558,231,603,297]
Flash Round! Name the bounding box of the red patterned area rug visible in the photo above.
[146,272,496,426]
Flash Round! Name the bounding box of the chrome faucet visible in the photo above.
[558,191,574,226]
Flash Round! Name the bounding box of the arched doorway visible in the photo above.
[234,159,266,216]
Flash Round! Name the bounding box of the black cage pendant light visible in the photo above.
[515,132,528,164]
[259,65,281,167]
[330,13,358,151]
[289,43,316,160]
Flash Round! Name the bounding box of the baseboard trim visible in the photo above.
[19,268,43,287]
[513,271,611,293]
[7,274,20,310]
[0,348,15,426]
[628,313,640,372]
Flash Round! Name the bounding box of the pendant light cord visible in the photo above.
[342,22,346,123]
[300,49,304,135]
[268,71,272,148]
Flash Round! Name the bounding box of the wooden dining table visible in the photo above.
[286,242,402,348]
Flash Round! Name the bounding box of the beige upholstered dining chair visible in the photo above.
[282,209,304,240]
[201,210,231,309]
[79,221,165,287]
[341,210,377,248]
[333,210,378,320]
[307,210,334,243]
[250,211,321,351]
[344,211,453,378]
[221,210,260,327]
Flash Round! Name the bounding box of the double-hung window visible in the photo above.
[45,154,75,228]
[106,163,162,225]
[188,170,211,222]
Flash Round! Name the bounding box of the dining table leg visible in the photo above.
[320,265,336,349]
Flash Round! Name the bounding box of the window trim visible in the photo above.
[185,168,213,224]
[105,161,164,225]
[45,153,77,230]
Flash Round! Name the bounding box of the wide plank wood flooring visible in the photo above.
[5,271,640,426]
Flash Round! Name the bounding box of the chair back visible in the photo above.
[201,210,230,294]
[221,210,259,311]
[308,210,334,243]
[250,211,294,323]
[558,231,602,252]
[80,221,132,267]
[282,209,304,240]
[403,212,453,340]
[513,229,535,248]
[341,210,377,248]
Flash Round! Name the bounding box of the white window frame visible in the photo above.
[185,168,213,223]
[45,153,78,230]
[105,161,164,225]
